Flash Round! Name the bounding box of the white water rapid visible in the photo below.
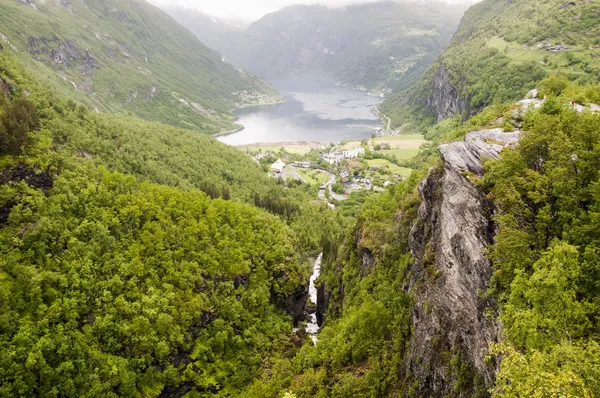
[306,253,322,343]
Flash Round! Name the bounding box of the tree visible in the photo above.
[502,242,590,350]
[0,98,39,155]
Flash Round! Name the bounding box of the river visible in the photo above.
[217,79,383,146]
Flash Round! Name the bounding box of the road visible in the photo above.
[285,167,306,183]
[285,167,344,209]
[373,107,392,133]
[317,169,347,204]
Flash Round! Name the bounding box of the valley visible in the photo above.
[1,0,600,397]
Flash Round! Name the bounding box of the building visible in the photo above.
[292,161,311,168]
[321,147,365,164]
[270,159,286,174]
[342,148,365,159]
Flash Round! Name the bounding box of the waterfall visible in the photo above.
[306,253,322,343]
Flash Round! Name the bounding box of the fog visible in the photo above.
[149,0,478,23]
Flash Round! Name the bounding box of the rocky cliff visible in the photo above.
[403,128,520,395]
[424,63,470,123]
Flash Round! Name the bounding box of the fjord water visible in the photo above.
[217,79,383,145]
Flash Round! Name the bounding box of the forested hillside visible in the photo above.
[0,49,336,396]
[2,0,600,396]
[0,0,281,133]
[381,0,600,130]
[240,77,600,397]
[224,1,467,93]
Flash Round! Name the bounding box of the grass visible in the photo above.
[343,141,363,150]
[372,134,426,149]
[376,148,420,161]
[237,143,315,154]
[486,37,600,74]
[366,159,412,177]
[296,168,330,185]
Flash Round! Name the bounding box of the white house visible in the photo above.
[270,159,286,173]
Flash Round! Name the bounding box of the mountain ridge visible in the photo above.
[0,0,282,133]
[381,0,600,130]
[221,1,468,94]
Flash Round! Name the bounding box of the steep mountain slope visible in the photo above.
[161,7,246,56]
[381,0,600,130]
[240,79,600,397]
[0,45,326,397]
[225,1,468,93]
[0,0,281,133]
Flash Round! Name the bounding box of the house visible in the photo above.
[270,159,286,174]
[321,148,365,164]
[292,161,311,168]
[342,148,365,159]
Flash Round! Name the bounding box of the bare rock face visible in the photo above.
[425,63,470,122]
[404,128,519,396]
[439,128,520,176]
[27,37,98,75]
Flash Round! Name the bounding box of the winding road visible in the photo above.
[316,169,346,208]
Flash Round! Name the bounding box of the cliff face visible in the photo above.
[424,63,470,122]
[403,128,519,395]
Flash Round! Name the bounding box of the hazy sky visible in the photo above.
[150,0,477,22]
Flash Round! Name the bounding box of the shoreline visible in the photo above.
[372,107,392,133]
[215,97,288,138]
[234,96,287,111]
[234,141,325,152]
[213,124,245,138]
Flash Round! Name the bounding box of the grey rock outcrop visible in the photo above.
[404,128,519,396]
[425,63,470,122]
[574,103,600,114]
[439,128,520,176]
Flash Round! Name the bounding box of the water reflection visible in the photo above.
[217,79,382,146]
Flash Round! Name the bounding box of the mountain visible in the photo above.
[161,7,246,56]
[0,0,282,133]
[381,0,600,130]
[0,47,331,397]
[224,1,468,94]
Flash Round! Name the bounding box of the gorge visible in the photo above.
[1,0,600,396]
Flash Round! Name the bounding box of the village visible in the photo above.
[250,134,426,204]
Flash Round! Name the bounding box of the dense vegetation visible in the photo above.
[382,0,600,130]
[225,1,467,93]
[484,78,600,396]
[0,0,280,133]
[0,50,336,396]
[2,0,600,394]
[235,77,600,397]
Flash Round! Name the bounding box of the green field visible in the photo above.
[372,134,426,149]
[486,37,600,75]
[296,168,331,185]
[375,148,420,161]
[366,159,413,177]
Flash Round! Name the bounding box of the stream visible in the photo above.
[306,253,323,343]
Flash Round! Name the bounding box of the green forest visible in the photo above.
[0,50,338,396]
[239,77,600,397]
[1,0,600,396]
[0,0,281,134]
[381,0,600,131]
